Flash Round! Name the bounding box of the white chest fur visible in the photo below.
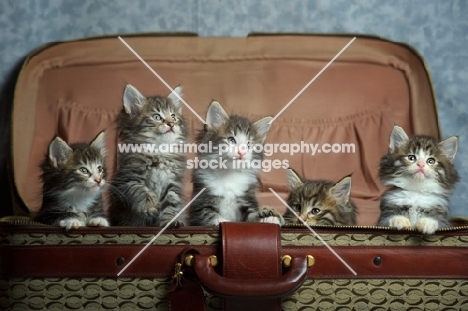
[201,169,257,222]
[386,190,448,209]
[60,187,100,213]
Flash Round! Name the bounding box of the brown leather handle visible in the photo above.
[193,255,308,299]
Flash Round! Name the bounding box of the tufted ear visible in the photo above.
[389,125,409,152]
[90,131,107,157]
[168,85,183,113]
[330,176,352,204]
[48,137,73,168]
[287,168,304,189]
[205,100,229,129]
[439,136,458,163]
[253,116,273,144]
[123,84,146,116]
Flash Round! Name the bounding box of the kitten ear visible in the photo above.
[439,136,458,162]
[206,100,229,129]
[123,84,146,116]
[90,131,107,157]
[287,168,304,188]
[330,176,352,204]
[389,125,409,152]
[48,137,73,168]
[254,117,273,143]
[168,85,184,113]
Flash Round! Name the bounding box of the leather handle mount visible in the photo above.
[193,254,309,299]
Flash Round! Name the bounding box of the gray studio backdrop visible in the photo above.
[1,0,467,217]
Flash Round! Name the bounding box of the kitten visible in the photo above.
[188,100,281,226]
[34,132,109,230]
[284,168,357,226]
[378,125,459,234]
[108,84,187,227]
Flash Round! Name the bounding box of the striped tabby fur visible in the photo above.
[378,125,459,234]
[34,132,109,230]
[108,85,187,227]
[189,101,274,226]
[284,168,357,226]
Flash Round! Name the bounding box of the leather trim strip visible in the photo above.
[2,245,467,279]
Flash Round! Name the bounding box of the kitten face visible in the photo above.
[47,132,106,193]
[286,169,356,226]
[120,84,186,144]
[380,126,459,193]
[198,100,272,168]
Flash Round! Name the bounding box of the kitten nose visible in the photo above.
[94,177,102,184]
[417,161,425,169]
[167,122,174,128]
[238,151,245,158]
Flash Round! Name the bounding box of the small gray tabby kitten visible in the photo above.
[378,125,459,234]
[284,168,357,226]
[34,132,109,230]
[189,101,281,226]
[108,85,187,227]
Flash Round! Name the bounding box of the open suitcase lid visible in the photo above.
[11,34,440,226]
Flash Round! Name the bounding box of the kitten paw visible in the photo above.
[59,218,86,230]
[87,217,109,227]
[388,215,411,230]
[161,219,184,228]
[141,194,159,216]
[416,218,439,235]
[258,207,284,226]
[260,216,283,225]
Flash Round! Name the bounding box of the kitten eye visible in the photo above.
[427,158,436,165]
[97,166,104,174]
[171,113,177,121]
[79,167,89,174]
[247,141,252,149]
[153,114,162,121]
[407,155,416,162]
[227,137,236,144]
[310,208,321,215]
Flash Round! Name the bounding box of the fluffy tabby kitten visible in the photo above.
[34,132,109,230]
[108,85,187,227]
[189,101,281,226]
[284,168,357,226]
[378,125,459,234]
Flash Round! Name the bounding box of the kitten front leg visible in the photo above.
[388,215,412,230]
[87,201,109,227]
[124,182,160,217]
[415,217,439,235]
[157,187,186,228]
[88,217,109,227]
[141,191,159,216]
[57,212,87,230]
[258,207,285,226]
[59,218,86,230]
[378,197,411,230]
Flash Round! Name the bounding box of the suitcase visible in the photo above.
[1,34,468,310]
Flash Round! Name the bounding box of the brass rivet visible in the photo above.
[209,255,218,267]
[184,255,194,267]
[282,255,292,267]
[307,255,315,268]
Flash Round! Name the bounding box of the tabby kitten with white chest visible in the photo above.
[189,101,281,226]
[378,125,459,234]
[108,85,187,227]
[284,168,357,226]
[34,132,109,230]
